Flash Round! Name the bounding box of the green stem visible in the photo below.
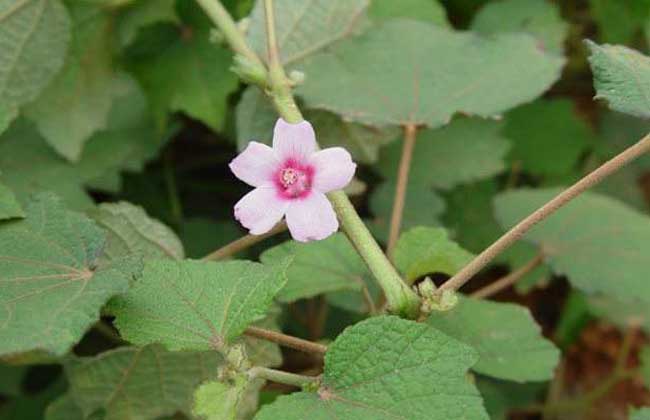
[248,367,319,388]
[195,0,264,69]
[196,0,421,319]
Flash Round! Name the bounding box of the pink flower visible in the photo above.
[229,118,356,242]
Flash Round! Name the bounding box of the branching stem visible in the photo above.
[471,253,544,299]
[244,326,327,356]
[202,222,287,261]
[387,124,418,259]
[248,366,319,388]
[440,133,650,293]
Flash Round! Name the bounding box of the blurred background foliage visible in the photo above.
[1,0,650,419]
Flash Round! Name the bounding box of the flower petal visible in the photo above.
[229,141,280,187]
[234,186,288,235]
[285,192,338,242]
[310,147,357,193]
[272,118,317,162]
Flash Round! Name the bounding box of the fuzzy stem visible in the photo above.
[440,133,650,293]
[244,326,327,355]
[387,124,417,259]
[248,366,319,388]
[202,222,287,261]
[471,253,544,299]
[194,0,265,70]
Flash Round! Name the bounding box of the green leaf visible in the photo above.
[67,345,220,420]
[45,394,85,420]
[495,188,650,303]
[180,218,242,259]
[594,111,650,211]
[89,201,184,263]
[24,2,115,162]
[116,0,179,47]
[471,0,568,54]
[394,227,473,283]
[247,0,369,66]
[296,20,564,127]
[260,233,378,313]
[256,316,488,419]
[0,193,141,357]
[442,181,502,253]
[0,104,18,135]
[128,22,238,131]
[0,181,24,220]
[632,408,650,420]
[110,258,289,351]
[425,297,560,382]
[0,77,168,209]
[193,376,250,420]
[503,99,594,176]
[369,0,449,26]
[236,87,398,164]
[0,364,27,396]
[590,0,650,44]
[0,0,71,112]
[587,295,650,332]
[476,377,544,420]
[369,181,446,243]
[586,41,650,119]
[376,119,510,189]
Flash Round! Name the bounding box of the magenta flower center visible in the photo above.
[276,160,313,199]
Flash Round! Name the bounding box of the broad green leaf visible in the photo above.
[89,201,184,263]
[193,376,250,420]
[117,0,179,47]
[0,104,17,134]
[594,111,650,211]
[110,258,289,351]
[296,20,564,127]
[0,0,70,112]
[632,408,650,420]
[180,217,242,259]
[586,41,650,118]
[370,181,446,243]
[256,316,488,419]
[376,119,510,189]
[442,181,551,292]
[590,0,650,44]
[0,376,65,420]
[0,181,23,220]
[0,193,141,357]
[236,87,398,164]
[503,99,594,176]
[0,118,94,209]
[0,364,26,396]
[68,345,220,420]
[45,394,85,420]
[0,77,168,209]
[442,181,503,253]
[426,297,560,382]
[476,377,544,420]
[247,0,369,66]
[394,227,473,283]
[588,295,650,332]
[495,188,650,303]
[24,2,115,162]
[471,0,568,54]
[260,233,378,313]
[128,22,238,131]
[369,0,449,26]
